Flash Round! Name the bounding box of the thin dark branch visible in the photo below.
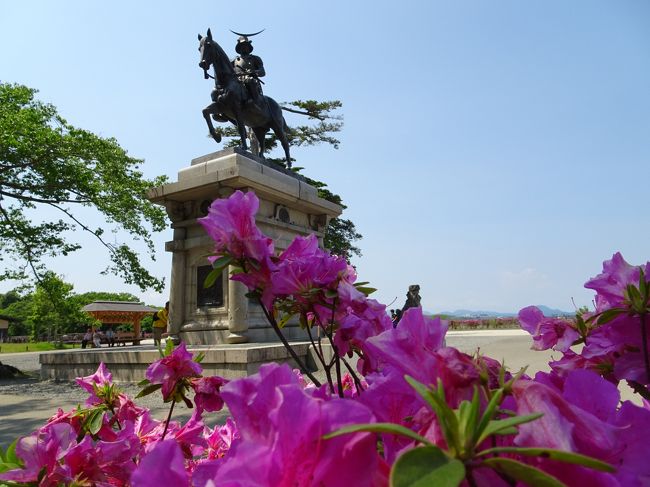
[305,317,326,370]
[257,298,321,387]
[47,202,116,255]
[161,400,176,440]
[0,189,90,204]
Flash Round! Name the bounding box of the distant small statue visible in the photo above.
[393,284,421,327]
[403,284,422,311]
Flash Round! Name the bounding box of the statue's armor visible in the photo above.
[232,54,265,102]
[233,54,263,75]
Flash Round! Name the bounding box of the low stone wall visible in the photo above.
[40,343,313,382]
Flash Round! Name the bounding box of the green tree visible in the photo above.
[212,99,362,261]
[0,289,33,336]
[0,289,23,309]
[0,83,168,291]
[30,272,86,338]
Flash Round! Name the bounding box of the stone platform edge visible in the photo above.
[39,343,322,382]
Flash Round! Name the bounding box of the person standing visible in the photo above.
[81,328,92,349]
[152,302,169,347]
[92,329,102,348]
[105,327,115,348]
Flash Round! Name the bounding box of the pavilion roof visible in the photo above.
[82,301,158,324]
[82,301,158,313]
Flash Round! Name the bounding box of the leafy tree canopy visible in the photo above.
[0,83,168,291]
[211,99,362,261]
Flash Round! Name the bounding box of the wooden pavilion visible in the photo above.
[82,301,158,345]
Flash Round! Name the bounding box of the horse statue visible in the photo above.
[197,29,292,167]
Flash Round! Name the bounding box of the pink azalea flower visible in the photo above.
[333,298,392,357]
[116,392,147,422]
[75,362,113,405]
[41,407,82,435]
[0,423,76,485]
[204,417,239,460]
[611,401,650,485]
[518,306,580,352]
[191,376,228,413]
[65,427,140,485]
[174,409,208,457]
[215,366,382,487]
[220,362,299,443]
[198,190,274,264]
[360,368,426,462]
[131,440,189,487]
[512,375,619,459]
[364,307,448,380]
[271,234,348,298]
[584,252,650,310]
[146,342,202,401]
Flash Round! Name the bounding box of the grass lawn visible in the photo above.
[0,342,80,353]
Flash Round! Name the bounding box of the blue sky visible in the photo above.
[1,0,649,312]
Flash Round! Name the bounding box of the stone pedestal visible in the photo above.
[147,148,342,345]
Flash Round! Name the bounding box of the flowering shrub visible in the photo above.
[1,190,649,486]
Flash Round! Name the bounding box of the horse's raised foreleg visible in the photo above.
[202,103,222,143]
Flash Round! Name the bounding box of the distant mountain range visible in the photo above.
[434,305,573,318]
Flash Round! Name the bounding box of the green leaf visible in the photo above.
[390,446,466,487]
[0,462,22,473]
[194,351,205,363]
[2,438,20,467]
[458,389,480,451]
[481,457,566,487]
[164,338,174,357]
[136,383,163,398]
[477,447,615,472]
[87,410,105,435]
[211,255,233,271]
[324,423,433,446]
[278,313,294,329]
[476,413,543,445]
[324,289,339,299]
[356,286,377,296]
[244,290,260,300]
[405,376,460,454]
[596,308,626,325]
[474,389,504,444]
[203,268,223,289]
[137,378,151,387]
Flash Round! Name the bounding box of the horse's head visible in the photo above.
[197,29,215,78]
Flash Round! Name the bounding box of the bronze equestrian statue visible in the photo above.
[198,29,292,167]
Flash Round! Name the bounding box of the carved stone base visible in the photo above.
[147,149,342,346]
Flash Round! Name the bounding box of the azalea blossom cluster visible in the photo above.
[1,190,649,486]
[519,252,650,396]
